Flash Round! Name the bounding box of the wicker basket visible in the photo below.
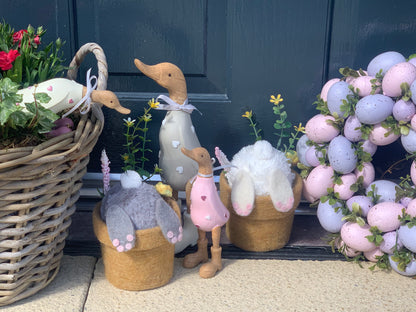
[220,171,303,252]
[0,43,107,305]
[93,198,181,291]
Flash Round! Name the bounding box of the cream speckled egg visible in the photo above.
[305,114,340,143]
[367,201,404,232]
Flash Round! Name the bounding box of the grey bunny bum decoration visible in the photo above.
[100,170,183,252]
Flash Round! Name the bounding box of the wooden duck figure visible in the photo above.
[181,147,229,279]
[134,59,200,193]
[18,77,130,115]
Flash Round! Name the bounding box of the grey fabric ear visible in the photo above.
[155,198,183,244]
[231,170,255,216]
[106,205,136,252]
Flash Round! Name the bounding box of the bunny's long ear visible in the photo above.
[231,170,255,216]
[269,169,294,212]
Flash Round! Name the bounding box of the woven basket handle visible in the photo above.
[67,43,108,91]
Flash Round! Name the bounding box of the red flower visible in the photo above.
[0,50,20,71]
[12,29,27,44]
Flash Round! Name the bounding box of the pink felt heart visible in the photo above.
[47,85,53,91]
[201,195,207,201]
[69,98,74,104]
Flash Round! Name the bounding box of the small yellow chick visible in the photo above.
[155,182,173,197]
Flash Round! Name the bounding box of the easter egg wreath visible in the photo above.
[298,51,416,277]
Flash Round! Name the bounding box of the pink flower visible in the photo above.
[33,35,40,45]
[12,29,27,44]
[0,49,20,71]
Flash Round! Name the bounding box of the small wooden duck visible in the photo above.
[134,59,200,193]
[181,147,229,279]
[18,77,130,115]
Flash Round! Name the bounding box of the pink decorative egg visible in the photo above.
[350,75,379,97]
[364,247,384,262]
[341,221,376,252]
[336,238,361,257]
[367,201,404,232]
[320,78,340,102]
[354,162,375,188]
[369,123,400,146]
[411,114,416,131]
[343,115,362,142]
[382,62,416,97]
[303,165,334,203]
[305,114,340,143]
[361,140,377,156]
[334,173,357,200]
[406,198,416,218]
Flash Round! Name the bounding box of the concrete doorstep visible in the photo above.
[2,255,415,312]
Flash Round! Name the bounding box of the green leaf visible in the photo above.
[34,92,51,104]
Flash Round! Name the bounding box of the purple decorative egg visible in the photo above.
[411,80,416,104]
[327,135,357,174]
[365,180,400,204]
[320,78,340,102]
[327,81,354,118]
[380,231,403,254]
[398,224,416,253]
[361,140,377,156]
[343,115,362,142]
[393,99,415,122]
[364,247,384,262]
[305,146,322,167]
[355,94,394,125]
[389,255,416,277]
[346,195,373,217]
[366,51,406,76]
[317,200,345,233]
[401,128,416,153]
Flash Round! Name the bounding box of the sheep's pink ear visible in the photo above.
[231,171,255,216]
[269,169,294,212]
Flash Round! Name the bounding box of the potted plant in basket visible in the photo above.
[0,21,128,306]
[218,94,304,252]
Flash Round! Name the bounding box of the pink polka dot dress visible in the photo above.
[190,175,229,232]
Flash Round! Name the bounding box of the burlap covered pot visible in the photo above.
[219,171,303,252]
[92,197,181,291]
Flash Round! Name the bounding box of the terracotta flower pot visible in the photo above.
[92,198,180,291]
[219,171,303,252]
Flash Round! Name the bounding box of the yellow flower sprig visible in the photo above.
[242,110,262,141]
[121,98,160,179]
